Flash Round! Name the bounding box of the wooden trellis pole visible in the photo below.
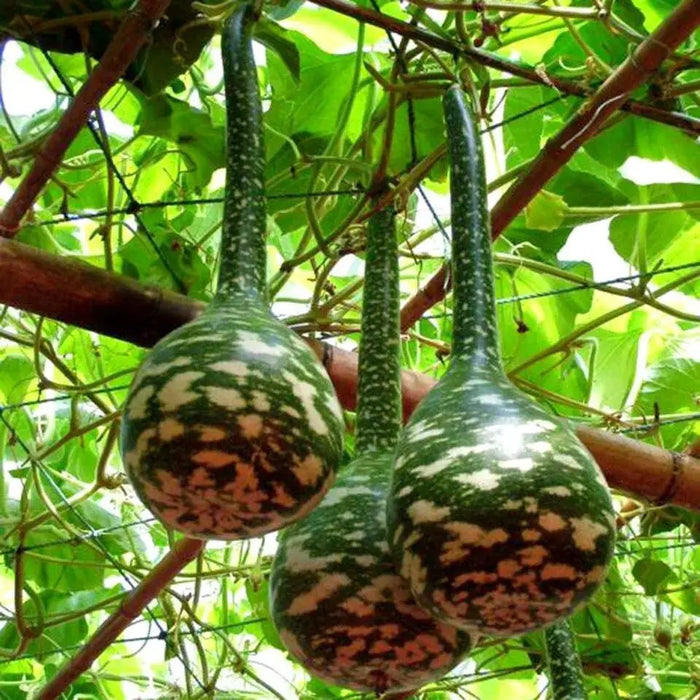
[35,537,205,700]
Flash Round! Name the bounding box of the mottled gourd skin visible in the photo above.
[389,360,615,635]
[270,452,474,692]
[121,296,344,539]
[270,209,473,693]
[387,86,616,637]
[119,3,344,539]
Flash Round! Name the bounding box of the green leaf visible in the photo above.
[524,190,567,231]
[503,86,545,167]
[587,327,644,412]
[265,31,369,148]
[0,589,104,655]
[585,118,700,178]
[257,18,301,81]
[136,94,225,191]
[638,351,700,448]
[244,576,285,650]
[633,557,675,595]
[119,222,211,298]
[0,355,34,406]
[20,524,106,592]
[495,258,593,411]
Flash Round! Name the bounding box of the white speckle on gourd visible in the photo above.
[285,373,329,436]
[291,454,324,486]
[192,450,237,468]
[476,394,501,405]
[497,559,521,578]
[237,330,287,356]
[410,426,445,441]
[157,371,205,410]
[203,385,246,410]
[127,385,155,419]
[441,524,509,565]
[570,517,610,551]
[455,469,500,490]
[407,500,451,524]
[541,563,578,580]
[320,485,375,507]
[518,545,548,566]
[198,426,227,441]
[237,413,263,438]
[542,485,572,497]
[137,356,192,380]
[209,359,249,377]
[538,512,567,531]
[498,457,535,472]
[554,454,586,471]
[157,418,185,441]
[251,391,270,412]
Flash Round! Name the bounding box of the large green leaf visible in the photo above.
[136,94,225,191]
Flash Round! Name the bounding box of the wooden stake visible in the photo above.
[36,537,205,700]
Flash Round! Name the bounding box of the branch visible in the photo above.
[399,0,700,331]
[1,236,699,511]
[309,0,700,135]
[0,0,171,236]
[35,537,205,700]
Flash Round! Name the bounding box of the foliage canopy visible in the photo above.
[0,0,699,698]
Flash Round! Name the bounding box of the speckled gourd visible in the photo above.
[544,620,587,700]
[119,4,344,540]
[387,85,616,636]
[269,208,474,693]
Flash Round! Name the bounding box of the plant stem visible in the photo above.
[566,201,700,218]
[411,0,600,18]
[508,268,700,377]
[218,3,266,298]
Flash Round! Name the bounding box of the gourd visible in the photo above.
[544,620,587,700]
[387,85,616,636]
[269,207,474,693]
[119,3,344,540]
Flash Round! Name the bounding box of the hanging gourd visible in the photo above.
[269,207,474,693]
[544,620,587,700]
[120,3,344,540]
[387,85,616,636]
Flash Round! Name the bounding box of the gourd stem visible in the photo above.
[355,206,401,455]
[217,2,267,300]
[544,620,587,700]
[444,85,501,372]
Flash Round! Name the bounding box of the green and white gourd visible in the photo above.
[544,620,587,700]
[120,3,344,540]
[387,85,616,636]
[269,208,474,693]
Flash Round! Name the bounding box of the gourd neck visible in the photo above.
[355,206,401,456]
[217,2,267,301]
[445,85,502,376]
